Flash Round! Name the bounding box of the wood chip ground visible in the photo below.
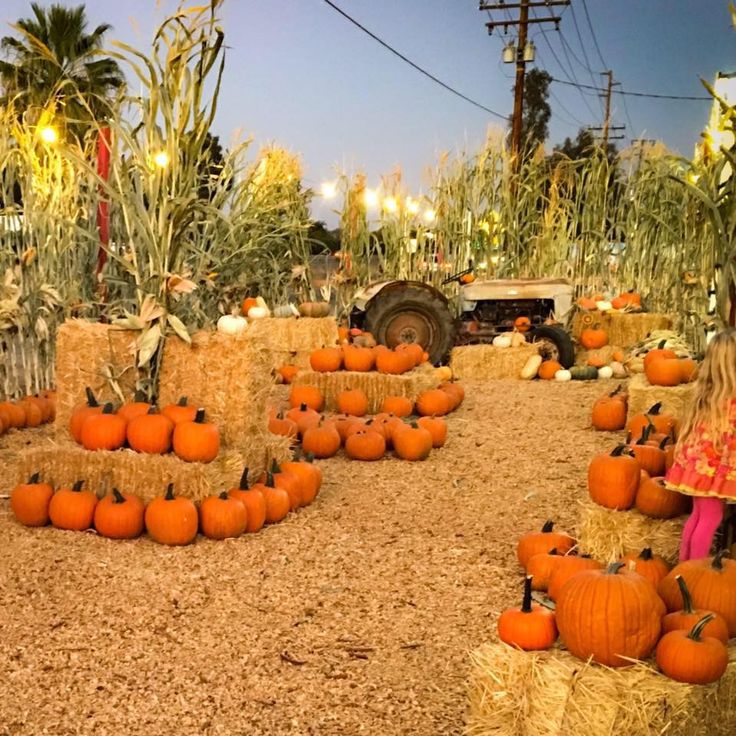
[0,381,617,735]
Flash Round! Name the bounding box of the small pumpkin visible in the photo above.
[526,548,562,592]
[288,385,324,411]
[393,421,432,461]
[597,366,613,379]
[646,356,682,387]
[643,340,677,370]
[281,450,322,505]
[302,421,341,459]
[268,410,298,439]
[145,483,198,545]
[516,520,576,568]
[569,365,599,380]
[497,576,558,651]
[417,416,447,448]
[588,445,640,510]
[381,395,413,417]
[492,334,512,349]
[591,386,627,431]
[127,407,174,454]
[627,402,678,441]
[93,488,145,539]
[514,316,531,333]
[416,389,453,417]
[635,476,690,519]
[161,396,197,425]
[439,381,464,410]
[375,349,413,375]
[661,575,729,643]
[172,408,220,463]
[298,301,330,318]
[336,389,368,417]
[345,429,386,461]
[241,297,258,315]
[435,366,453,382]
[286,403,321,437]
[251,471,291,524]
[554,369,572,382]
[656,615,729,684]
[342,345,375,372]
[277,364,300,384]
[69,387,103,442]
[48,480,98,531]
[678,357,698,383]
[217,313,248,335]
[0,400,26,428]
[620,547,671,588]
[117,390,152,423]
[538,360,562,380]
[580,325,608,349]
[310,347,343,372]
[10,472,54,526]
[200,491,248,540]
[509,331,527,347]
[395,342,424,367]
[260,459,303,510]
[547,554,603,602]
[81,403,127,451]
[19,398,42,427]
[227,468,266,533]
[629,433,666,476]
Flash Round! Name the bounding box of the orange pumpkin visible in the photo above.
[161,396,198,425]
[0,400,26,429]
[514,316,532,333]
[393,422,432,461]
[375,349,413,375]
[516,520,576,568]
[591,386,627,431]
[678,357,698,383]
[227,468,266,533]
[93,489,145,539]
[538,360,562,380]
[587,445,640,510]
[172,408,220,463]
[126,408,174,454]
[281,451,322,505]
[260,459,303,510]
[302,421,341,458]
[199,491,248,540]
[395,342,424,367]
[342,345,375,372]
[81,403,127,451]
[381,395,413,417]
[241,297,258,315]
[497,576,558,651]
[547,554,603,602]
[117,391,152,424]
[325,413,361,443]
[580,325,608,349]
[620,548,671,588]
[345,429,386,461]
[48,480,98,531]
[415,389,452,417]
[10,473,54,526]
[288,385,324,411]
[635,476,691,519]
[251,472,291,524]
[278,364,300,384]
[643,340,677,370]
[629,435,666,476]
[526,548,562,591]
[268,410,298,439]
[69,387,102,442]
[439,381,464,410]
[661,575,729,643]
[336,389,368,417]
[285,403,321,437]
[646,356,682,387]
[309,347,343,372]
[627,403,678,441]
[145,483,198,545]
[19,398,42,427]
[417,416,447,448]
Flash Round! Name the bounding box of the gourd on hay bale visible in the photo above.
[571,311,672,349]
[449,343,539,380]
[291,363,439,414]
[16,435,292,504]
[54,320,138,439]
[246,316,339,370]
[467,641,736,736]
[577,499,684,564]
[627,373,696,420]
[158,331,274,455]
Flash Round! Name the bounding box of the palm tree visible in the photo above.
[0,3,124,133]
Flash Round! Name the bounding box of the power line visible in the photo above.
[580,0,608,69]
[320,0,507,119]
[550,77,711,101]
[568,2,600,91]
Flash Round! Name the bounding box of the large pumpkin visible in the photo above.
[393,422,432,461]
[634,476,690,519]
[591,385,627,431]
[342,345,375,372]
[661,575,729,643]
[415,389,452,417]
[127,408,174,454]
[516,520,575,568]
[587,445,640,510]
[580,325,608,349]
[281,451,322,505]
[556,562,665,667]
[646,357,682,387]
[657,552,736,636]
[302,422,341,459]
[144,483,198,545]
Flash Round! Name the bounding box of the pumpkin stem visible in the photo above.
[648,401,663,416]
[605,561,626,575]
[28,472,40,483]
[266,470,275,487]
[164,483,175,500]
[219,491,229,501]
[72,480,84,492]
[541,520,555,533]
[712,550,729,570]
[270,458,280,474]
[194,408,205,423]
[549,547,558,555]
[659,436,671,450]
[292,446,303,461]
[177,396,188,407]
[102,403,114,414]
[611,444,630,457]
[305,452,315,464]
[300,403,308,411]
[521,575,534,613]
[639,423,652,443]
[610,384,623,397]
[687,614,716,642]
[134,389,147,402]
[675,575,695,614]
[147,405,158,415]
[112,488,125,504]
[85,387,98,407]
[639,548,654,561]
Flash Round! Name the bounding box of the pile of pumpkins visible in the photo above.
[216,297,333,335]
[643,340,698,387]
[69,388,220,464]
[9,454,322,545]
[268,380,464,462]
[577,289,643,313]
[500,520,735,684]
[0,390,56,433]
[588,400,691,519]
[529,358,616,382]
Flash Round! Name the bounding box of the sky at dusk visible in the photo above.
[2,0,734,223]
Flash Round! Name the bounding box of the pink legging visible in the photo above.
[679,496,726,561]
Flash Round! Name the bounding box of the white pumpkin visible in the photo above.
[272,304,295,318]
[217,314,248,335]
[554,369,572,382]
[510,331,527,347]
[520,354,543,380]
[610,361,628,379]
[595,300,613,312]
[597,366,613,379]
[247,306,269,320]
[492,334,512,349]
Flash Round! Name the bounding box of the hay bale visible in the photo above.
[572,311,672,348]
[54,320,138,439]
[246,317,339,369]
[467,641,736,736]
[291,364,439,414]
[575,345,623,366]
[627,373,696,420]
[449,344,539,381]
[158,331,274,455]
[577,499,684,564]
[16,437,292,504]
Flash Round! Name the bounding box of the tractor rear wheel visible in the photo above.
[530,325,575,368]
[364,285,455,365]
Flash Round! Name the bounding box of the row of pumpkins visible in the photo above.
[500,520,735,685]
[10,455,322,544]
[577,289,643,313]
[216,297,332,334]
[69,389,220,463]
[267,382,464,461]
[0,391,57,432]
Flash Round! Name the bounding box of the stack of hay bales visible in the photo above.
[449,343,539,381]
[571,310,672,349]
[21,320,292,502]
[467,642,736,736]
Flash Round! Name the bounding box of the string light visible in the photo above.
[405,197,420,214]
[320,181,337,199]
[423,208,436,223]
[153,150,170,168]
[363,188,379,208]
[382,196,398,213]
[39,126,58,144]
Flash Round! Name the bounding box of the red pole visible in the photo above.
[95,126,111,278]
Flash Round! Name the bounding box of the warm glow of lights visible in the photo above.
[688,172,700,184]
[490,255,500,265]
[478,220,490,235]
[423,208,436,223]
[382,196,398,213]
[153,150,170,168]
[405,197,420,214]
[363,188,379,208]
[39,126,58,144]
[320,181,337,199]
[478,261,488,269]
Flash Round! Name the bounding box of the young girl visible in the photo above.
[665,328,736,561]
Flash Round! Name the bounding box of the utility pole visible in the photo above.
[480,1,570,165]
[588,72,624,149]
[631,138,656,173]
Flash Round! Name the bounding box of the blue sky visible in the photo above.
[2,0,734,222]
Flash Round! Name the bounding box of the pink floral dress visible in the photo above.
[665,400,736,500]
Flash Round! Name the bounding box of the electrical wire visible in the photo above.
[321,0,508,120]
[568,3,602,90]
[550,77,711,101]
[580,0,608,70]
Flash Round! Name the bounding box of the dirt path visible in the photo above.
[0,381,616,736]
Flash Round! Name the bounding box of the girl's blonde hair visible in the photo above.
[677,328,736,450]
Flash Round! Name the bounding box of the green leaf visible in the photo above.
[166,313,191,343]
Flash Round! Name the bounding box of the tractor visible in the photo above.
[349,267,576,367]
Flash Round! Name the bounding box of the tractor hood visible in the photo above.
[459,278,574,319]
